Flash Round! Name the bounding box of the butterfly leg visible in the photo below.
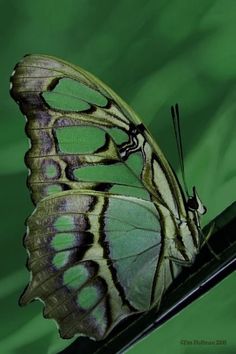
[165,255,194,267]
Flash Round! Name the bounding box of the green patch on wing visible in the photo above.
[110,185,150,200]
[44,164,58,178]
[55,126,129,154]
[43,78,107,111]
[77,286,100,310]
[51,233,76,251]
[74,153,143,185]
[74,163,138,186]
[55,126,106,154]
[63,264,89,289]
[105,197,161,310]
[91,306,107,331]
[54,215,75,231]
[125,152,143,176]
[46,184,63,195]
[108,128,128,145]
[53,251,71,268]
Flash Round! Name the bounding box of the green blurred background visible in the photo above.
[0,0,235,353]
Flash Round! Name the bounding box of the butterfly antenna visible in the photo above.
[171,103,189,197]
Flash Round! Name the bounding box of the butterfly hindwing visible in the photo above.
[21,190,161,339]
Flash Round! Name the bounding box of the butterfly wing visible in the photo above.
[20,191,161,339]
[11,54,199,340]
[10,54,185,215]
[11,55,144,204]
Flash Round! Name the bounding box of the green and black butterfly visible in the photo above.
[10,55,206,341]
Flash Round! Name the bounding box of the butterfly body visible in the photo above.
[11,55,203,340]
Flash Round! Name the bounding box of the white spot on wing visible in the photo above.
[11,69,15,77]
[9,82,13,90]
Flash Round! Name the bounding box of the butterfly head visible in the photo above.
[187,186,207,216]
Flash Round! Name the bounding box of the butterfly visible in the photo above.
[10,54,206,341]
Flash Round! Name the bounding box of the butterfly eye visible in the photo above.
[187,196,199,211]
[187,187,207,215]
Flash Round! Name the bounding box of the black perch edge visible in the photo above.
[59,202,236,354]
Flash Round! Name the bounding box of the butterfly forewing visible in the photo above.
[11,54,201,340]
